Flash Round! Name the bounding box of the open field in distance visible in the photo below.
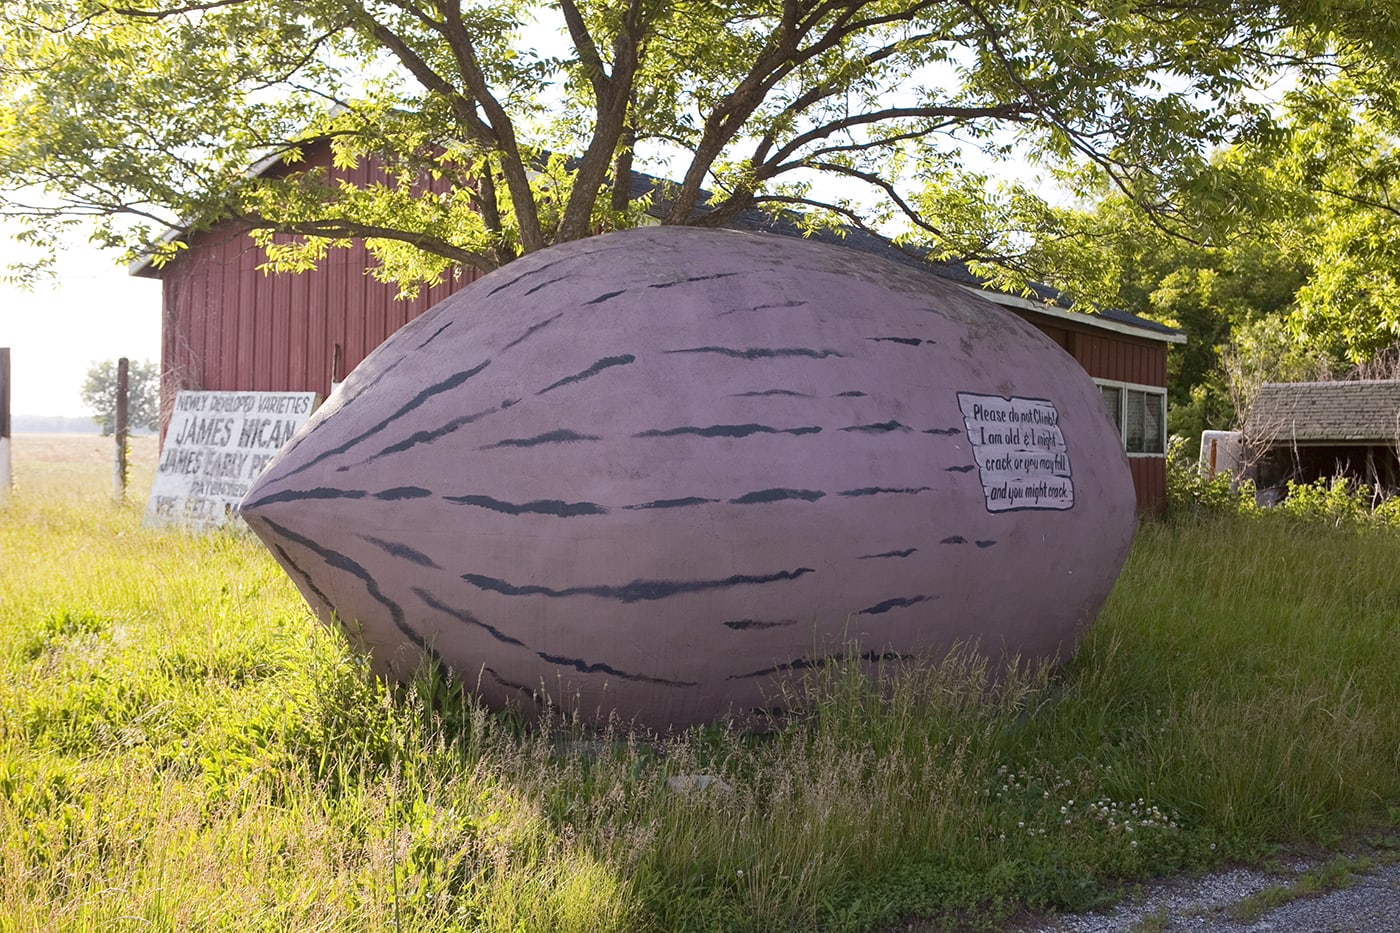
[8,432,159,502]
[12,432,159,468]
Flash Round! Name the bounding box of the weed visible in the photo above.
[1225,854,1373,921]
[1127,907,1169,933]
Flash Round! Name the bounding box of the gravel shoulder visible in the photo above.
[1017,836,1400,933]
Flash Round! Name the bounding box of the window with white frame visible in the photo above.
[1096,380,1166,455]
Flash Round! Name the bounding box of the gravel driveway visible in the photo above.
[1018,839,1400,933]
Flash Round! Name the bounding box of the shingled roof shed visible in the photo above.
[1244,380,1400,493]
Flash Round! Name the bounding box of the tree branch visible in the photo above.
[234,211,498,273]
[97,0,252,19]
[342,3,490,141]
[558,0,610,97]
[557,0,646,240]
[666,0,949,223]
[802,159,953,240]
[437,0,545,251]
[766,104,1032,170]
[740,193,946,267]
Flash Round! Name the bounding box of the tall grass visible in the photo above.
[1,452,1397,932]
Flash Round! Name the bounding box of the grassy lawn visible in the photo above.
[2,436,1397,932]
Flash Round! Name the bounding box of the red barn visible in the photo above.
[131,155,1183,512]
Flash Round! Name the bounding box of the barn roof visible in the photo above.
[1245,380,1400,445]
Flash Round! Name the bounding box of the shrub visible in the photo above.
[1274,476,1370,527]
[1164,435,1258,522]
[1165,436,1400,529]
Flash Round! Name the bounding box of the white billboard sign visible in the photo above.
[144,390,318,531]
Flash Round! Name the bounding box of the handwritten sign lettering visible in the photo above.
[144,390,318,531]
[957,392,1074,513]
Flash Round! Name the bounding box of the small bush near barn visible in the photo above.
[0,438,1397,932]
[1167,434,1400,527]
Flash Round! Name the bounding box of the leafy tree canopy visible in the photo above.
[1041,56,1400,445]
[81,358,161,434]
[1,0,1391,291]
[1262,79,1400,364]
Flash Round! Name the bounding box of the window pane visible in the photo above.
[1099,385,1121,432]
[1142,391,1164,454]
[1122,389,1166,454]
[1125,390,1146,452]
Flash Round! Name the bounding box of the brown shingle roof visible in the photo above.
[1245,380,1400,444]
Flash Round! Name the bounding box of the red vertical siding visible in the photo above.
[159,274,190,429]
[154,138,481,418]
[1036,323,1070,351]
[234,244,252,388]
[254,252,276,389]
[1056,327,1166,388]
[295,263,320,391]
[1130,457,1167,515]
[365,262,388,363]
[200,235,223,391]
[158,223,480,409]
[1014,313,1169,391]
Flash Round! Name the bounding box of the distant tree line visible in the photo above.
[11,414,105,435]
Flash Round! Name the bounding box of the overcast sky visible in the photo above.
[0,226,162,418]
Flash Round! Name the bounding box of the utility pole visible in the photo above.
[0,348,11,504]
[114,356,129,503]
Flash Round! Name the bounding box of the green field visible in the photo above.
[2,437,1397,932]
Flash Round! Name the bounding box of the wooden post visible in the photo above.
[114,357,129,504]
[330,342,344,396]
[0,348,11,504]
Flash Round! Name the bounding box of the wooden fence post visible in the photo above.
[0,348,10,504]
[114,357,129,504]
